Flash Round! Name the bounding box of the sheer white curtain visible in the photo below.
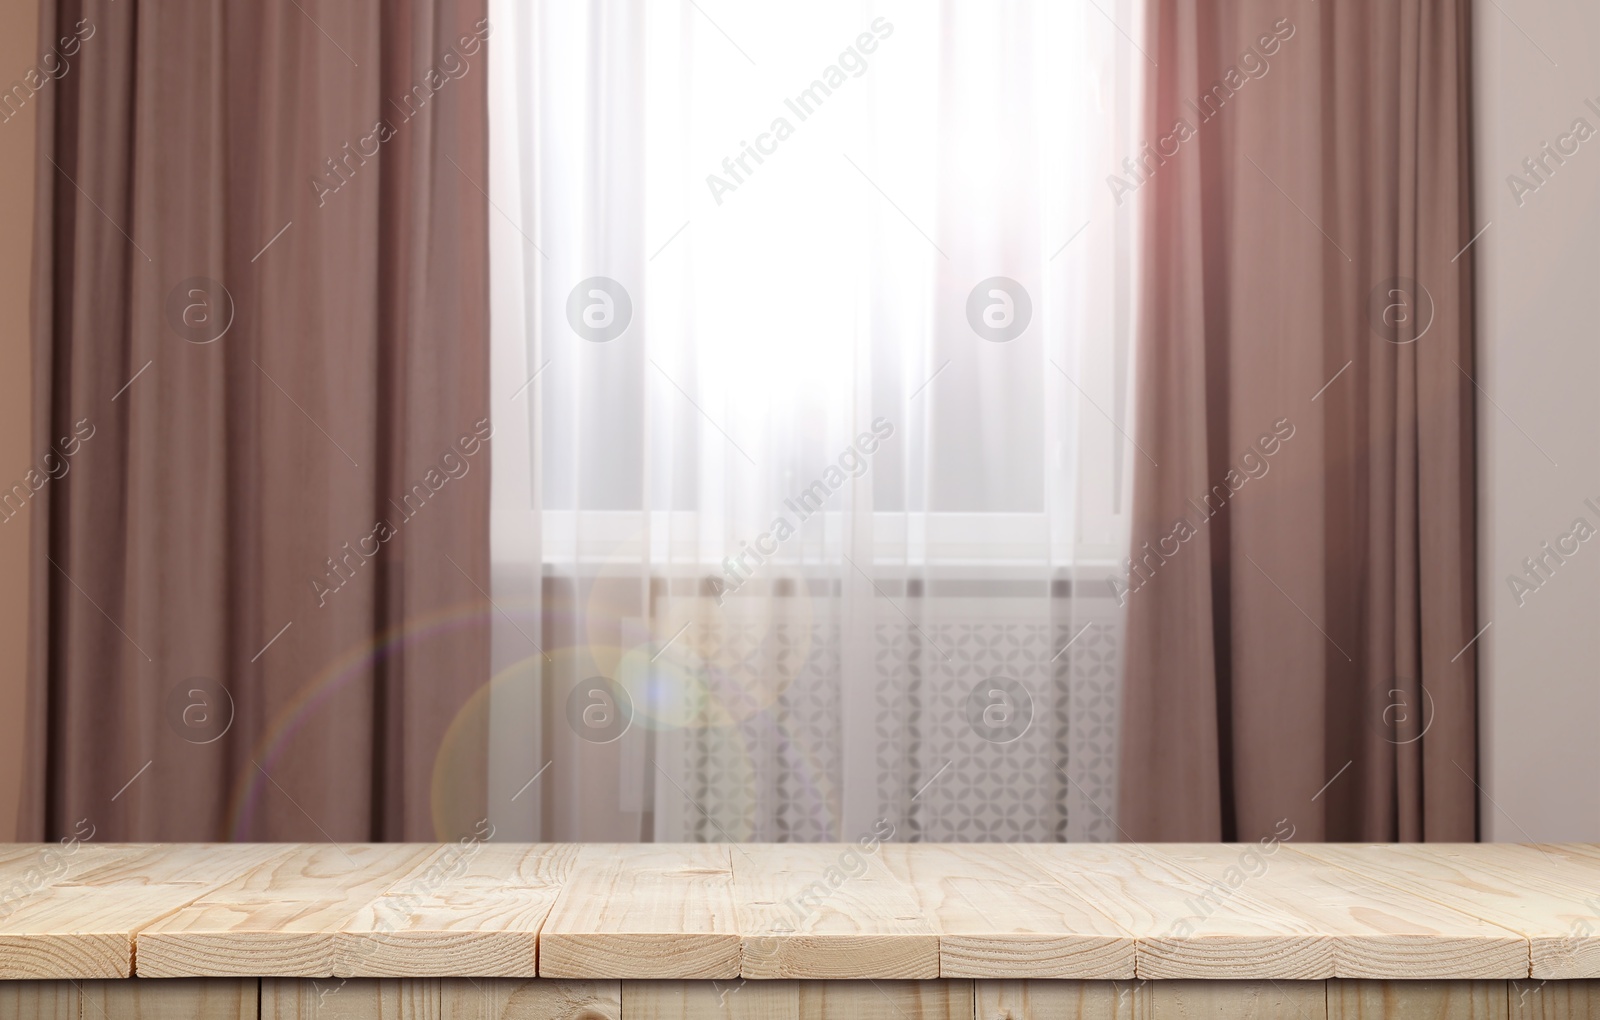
[486,0,1142,842]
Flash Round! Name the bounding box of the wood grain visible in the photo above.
[618,980,780,1020]
[1,842,1598,983]
[795,980,973,1020]
[60,845,295,888]
[1508,979,1600,1019]
[877,844,1135,979]
[80,978,258,1019]
[1149,845,1529,979]
[1543,845,1600,865]
[2,977,1599,1018]
[0,979,77,1020]
[138,844,436,978]
[262,977,622,1019]
[539,845,740,980]
[732,844,939,980]
[1327,979,1508,1019]
[1150,980,1326,1018]
[337,843,574,977]
[619,980,789,1020]
[0,844,292,979]
[973,979,1151,1019]
[1015,843,1330,980]
[1295,844,1600,980]
[619,979,971,1020]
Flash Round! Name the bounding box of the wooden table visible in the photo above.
[0,842,1597,1018]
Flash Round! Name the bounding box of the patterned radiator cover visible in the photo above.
[670,591,1124,843]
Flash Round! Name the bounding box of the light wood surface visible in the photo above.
[619,979,974,1020]
[1508,979,1600,1019]
[1326,979,1509,1020]
[732,843,938,980]
[617,980,766,1020]
[0,842,1596,983]
[0,844,292,979]
[261,978,622,1019]
[1,977,1597,1019]
[1145,844,1528,979]
[973,979,1150,1019]
[138,844,436,978]
[1148,980,1326,1019]
[794,979,974,1020]
[335,843,573,977]
[877,844,1134,979]
[1013,843,1331,980]
[80,978,258,1020]
[0,980,77,1020]
[538,844,741,980]
[1294,844,1600,980]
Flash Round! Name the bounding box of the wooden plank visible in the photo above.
[1015,843,1330,980]
[0,979,78,1020]
[0,842,138,901]
[1509,980,1600,1018]
[1327,979,1508,1019]
[80,978,258,1019]
[731,844,939,980]
[796,980,972,1020]
[0,842,1591,984]
[1465,844,1600,895]
[0,845,290,980]
[263,977,622,1019]
[1149,845,1528,979]
[974,979,1151,1019]
[0,890,145,980]
[61,844,294,888]
[0,845,77,872]
[877,844,1135,979]
[620,980,795,1020]
[1542,845,1600,868]
[137,844,436,978]
[1295,844,1600,979]
[619,979,970,1020]
[336,843,574,977]
[1150,981,1326,1018]
[0,885,260,980]
[539,845,740,980]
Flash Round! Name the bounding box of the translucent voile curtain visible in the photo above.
[486,0,1143,842]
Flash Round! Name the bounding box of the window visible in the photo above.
[490,0,1142,570]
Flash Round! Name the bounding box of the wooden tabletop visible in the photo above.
[1,842,1597,982]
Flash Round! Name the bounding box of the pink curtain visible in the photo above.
[22,0,491,841]
[1119,0,1478,841]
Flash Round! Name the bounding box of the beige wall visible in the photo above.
[0,0,40,840]
[1475,0,1600,840]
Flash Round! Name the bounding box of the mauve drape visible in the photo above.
[21,0,491,841]
[1118,0,1478,841]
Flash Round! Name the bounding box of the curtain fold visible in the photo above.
[1118,0,1478,841]
[22,0,491,841]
